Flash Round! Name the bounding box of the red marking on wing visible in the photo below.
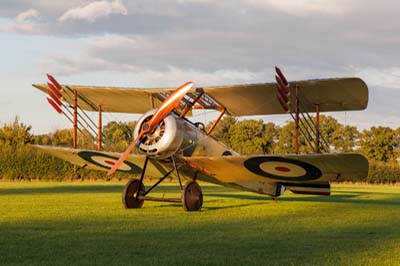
[104,160,116,166]
[275,166,290,172]
[47,98,63,114]
[47,74,62,91]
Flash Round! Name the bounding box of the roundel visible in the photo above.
[78,151,142,174]
[244,156,322,181]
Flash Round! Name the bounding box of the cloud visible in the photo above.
[247,0,353,16]
[0,8,45,33]
[344,112,400,130]
[85,34,139,49]
[352,66,400,90]
[41,55,115,76]
[58,0,128,23]
[16,9,40,23]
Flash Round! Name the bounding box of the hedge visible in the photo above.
[0,145,399,183]
[0,144,133,181]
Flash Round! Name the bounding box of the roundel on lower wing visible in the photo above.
[78,151,142,174]
[244,156,322,181]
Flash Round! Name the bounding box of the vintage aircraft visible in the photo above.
[32,67,369,211]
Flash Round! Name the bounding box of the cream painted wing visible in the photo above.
[184,153,368,184]
[32,145,170,177]
[202,78,368,116]
[33,77,368,116]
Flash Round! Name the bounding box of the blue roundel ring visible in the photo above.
[78,151,142,174]
[244,156,322,181]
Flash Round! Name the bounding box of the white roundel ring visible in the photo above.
[78,151,142,174]
[244,156,322,181]
[259,161,307,177]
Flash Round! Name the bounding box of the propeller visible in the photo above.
[107,81,194,175]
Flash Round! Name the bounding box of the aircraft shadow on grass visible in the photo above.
[0,184,227,196]
[1,184,399,208]
[0,185,124,195]
[151,198,267,211]
[207,190,400,207]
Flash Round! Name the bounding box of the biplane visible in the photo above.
[32,67,369,211]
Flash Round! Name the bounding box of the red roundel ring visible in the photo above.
[244,156,322,181]
[78,151,142,174]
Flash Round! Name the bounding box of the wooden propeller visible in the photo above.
[107,81,193,175]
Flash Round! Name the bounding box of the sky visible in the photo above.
[0,0,399,134]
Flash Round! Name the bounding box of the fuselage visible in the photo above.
[133,111,286,197]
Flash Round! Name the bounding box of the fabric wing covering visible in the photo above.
[33,77,368,116]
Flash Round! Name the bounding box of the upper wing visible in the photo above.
[32,145,171,177]
[202,78,368,116]
[183,153,368,184]
[33,77,368,115]
[33,84,172,113]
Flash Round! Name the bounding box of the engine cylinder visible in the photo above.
[134,110,185,159]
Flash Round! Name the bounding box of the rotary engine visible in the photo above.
[133,110,197,159]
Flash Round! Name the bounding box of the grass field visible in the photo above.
[1,181,399,266]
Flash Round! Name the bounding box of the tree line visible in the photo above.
[211,115,400,163]
[31,115,400,163]
[0,116,399,182]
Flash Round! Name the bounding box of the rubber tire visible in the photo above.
[182,181,203,211]
[122,179,145,209]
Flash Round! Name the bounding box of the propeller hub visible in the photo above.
[142,123,150,132]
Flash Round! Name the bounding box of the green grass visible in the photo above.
[1,181,399,266]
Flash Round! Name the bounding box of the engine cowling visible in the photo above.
[134,110,196,159]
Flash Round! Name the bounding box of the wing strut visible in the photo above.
[275,67,329,153]
[207,108,226,135]
[45,74,105,150]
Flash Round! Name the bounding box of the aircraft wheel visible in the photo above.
[122,179,145,209]
[182,181,203,211]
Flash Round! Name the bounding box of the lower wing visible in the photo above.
[32,145,170,177]
[183,153,368,196]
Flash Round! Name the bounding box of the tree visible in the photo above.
[51,128,74,147]
[209,116,237,147]
[395,127,400,160]
[359,126,398,162]
[34,134,52,145]
[273,121,313,154]
[318,115,341,149]
[262,122,278,154]
[35,128,96,149]
[0,116,33,148]
[331,125,358,152]
[103,121,135,152]
[229,119,267,154]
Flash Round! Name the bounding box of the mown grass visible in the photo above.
[0,182,399,266]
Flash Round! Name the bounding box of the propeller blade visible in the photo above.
[147,81,193,129]
[107,81,193,175]
[107,140,137,176]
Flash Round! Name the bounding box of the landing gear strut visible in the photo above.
[122,156,203,211]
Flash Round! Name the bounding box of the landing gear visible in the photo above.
[122,179,145,209]
[182,181,203,211]
[122,156,203,211]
